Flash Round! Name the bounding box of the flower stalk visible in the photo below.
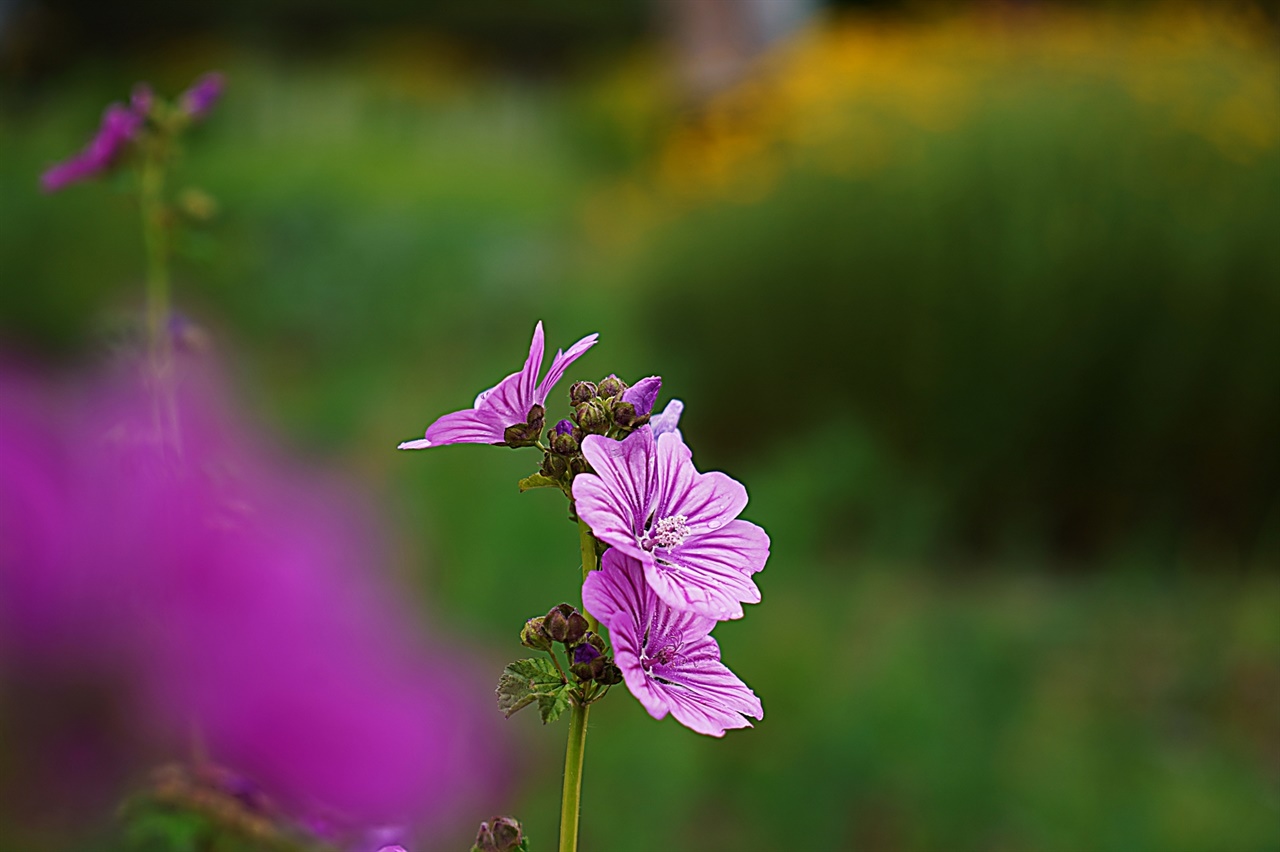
[558,519,599,852]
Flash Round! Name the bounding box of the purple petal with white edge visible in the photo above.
[574,430,659,546]
[653,432,748,532]
[622,376,661,417]
[650,399,684,440]
[421,407,506,446]
[397,438,432,450]
[538,332,600,402]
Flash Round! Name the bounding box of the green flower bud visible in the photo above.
[569,381,597,406]
[502,404,546,449]
[569,456,591,477]
[597,374,627,398]
[575,400,608,435]
[520,617,552,651]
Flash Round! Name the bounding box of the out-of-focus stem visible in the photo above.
[139,144,169,362]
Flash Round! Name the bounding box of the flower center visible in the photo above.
[641,514,690,552]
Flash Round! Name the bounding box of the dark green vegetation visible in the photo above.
[1,14,1277,851]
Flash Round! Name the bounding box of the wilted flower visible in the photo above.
[582,549,762,736]
[399,321,596,449]
[572,427,768,620]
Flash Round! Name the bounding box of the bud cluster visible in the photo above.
[537,375,649,490]
[521,604,622,688]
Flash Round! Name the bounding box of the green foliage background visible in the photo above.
[1,7,1277,851]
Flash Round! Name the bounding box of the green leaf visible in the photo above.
[496,658,566,719]
[537,687,572,724]
[518,473,559,492]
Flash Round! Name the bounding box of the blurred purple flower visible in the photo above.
[399,321,597,449]
[179,72,226,120]
[40,102,145,192]
[0,354,507,837]
[572,427,769,620]
[583,549,762,736]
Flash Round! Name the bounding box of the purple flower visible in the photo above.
[40,101,145,192]
[622,376,661,416]
[179,71,226,120]
[572,427,768,620]
[0,355,509,839]
[650,399,684,440]
[398,321,597,449]
[582,549,762,736]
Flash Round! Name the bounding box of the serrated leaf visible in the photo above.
[518,473,559,492]
[496,658,565,719]
[537,687,572,724]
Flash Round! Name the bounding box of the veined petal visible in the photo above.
[520,321,546,408]
[538,332,599,402]
[674,519,770,577]
[421,407,506,446]
[622,376,661,417]
[654,681,756,737]
[653,433,748,531]
[644,548,760,621]
[575,430,658,542]
[662,635,763,719]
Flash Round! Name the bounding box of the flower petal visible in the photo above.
[643,547,760,621]
[575,430,658,546]
[650,399,684,440]
[421,407,505,447]
[621,376,661,417]
[538,332,599,402]
[653,433,748,532]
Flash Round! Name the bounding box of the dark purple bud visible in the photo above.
[543,603,587,645]
[553,419,574,436]
[503,421,540,448]
[180,71,225,120]
[568,456,590,477]
[622,376,661,417]
[584,631,607,653]
[569,381,597,406]
[597,374,627,398]
[572,643,600,666]
[550,427,579,456]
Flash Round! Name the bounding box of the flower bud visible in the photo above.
[574,400,609,435]
[569,642,605,681]
[597,661,624,686]
[490,816,523,850]
[503,404,546,448]
[610,401,649,431]
[550,420,579,455]
[520,617,552,651]
[597,374,628,398]
[543,603,587,644]
[540,453,568,479]
[569,381,597,406]
[568,456,591,477]
[581,631,607,654]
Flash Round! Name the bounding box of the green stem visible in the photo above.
[558,519,599,852]
[139,144,170,361]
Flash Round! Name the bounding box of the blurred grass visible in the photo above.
[1,6,1279,852]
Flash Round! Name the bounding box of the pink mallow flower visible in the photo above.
[40,101,145,192]
[0,355,507,839]
[583,549,763,736]
[398,321,597,449]
[572,427,769,620]
[179,71,225,120]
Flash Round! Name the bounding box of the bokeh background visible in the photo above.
[2,0,1279,850]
